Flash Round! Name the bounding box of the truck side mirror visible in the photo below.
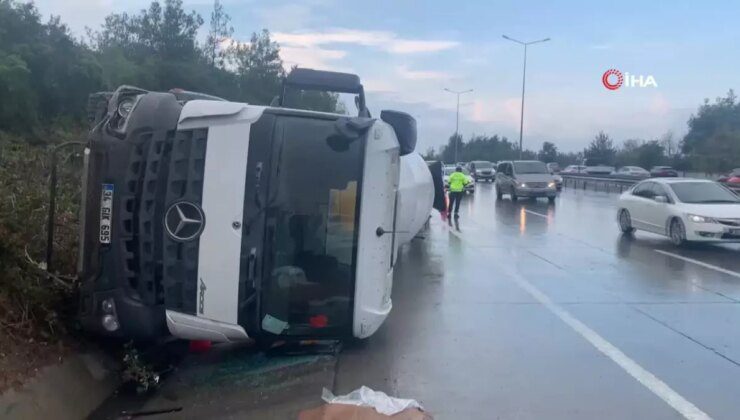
[380,110,416,156]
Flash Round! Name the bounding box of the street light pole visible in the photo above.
[502,35,550,159]
[443,88,473,163]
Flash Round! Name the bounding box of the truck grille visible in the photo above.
[120,131,174,305]
[119,128,207,313]
[162,129,208,314]
[527,182,548,188]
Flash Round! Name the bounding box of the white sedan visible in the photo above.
[617,178,740,246]
[614,166,651,178]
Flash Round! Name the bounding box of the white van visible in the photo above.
[495,160,558,202]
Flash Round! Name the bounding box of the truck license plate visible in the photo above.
[100,184,114,244]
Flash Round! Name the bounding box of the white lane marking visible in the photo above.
[655,249,740,280]
[449,227,712,420]
[524,209,548,218]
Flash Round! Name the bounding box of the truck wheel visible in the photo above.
[548,196,556,204]
[511,188,518,201]
[496,187,503,200]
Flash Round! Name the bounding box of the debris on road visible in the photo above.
[298,386,431,419]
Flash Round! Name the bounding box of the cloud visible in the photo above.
[363,78,396,93]
[649,93,671,115]
[273,28,458,54]
[34,0,132,36]
[387,39,460,54]
[471,98,521,125]
[590,44,613,50]
[279,46,347,70]
[256,3,320,32]
[397,66,450,81]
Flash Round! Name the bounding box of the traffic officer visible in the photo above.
[448,166,469,218]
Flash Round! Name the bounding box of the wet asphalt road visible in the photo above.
[93,184,740,419]
[336,183,740,419]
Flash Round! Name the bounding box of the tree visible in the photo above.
[538,141,558,162]
[205,0,233,68]
[0,0,103,132]
[635,140,665,169]
[660,130,677,158]
[439,133,463,163]
[158,0,203,59]
[422,147,437,160]
[682,91,740,173]
[584,131,617,165]
[231,29,285,104]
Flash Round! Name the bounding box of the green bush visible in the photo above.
[0,131,83,340]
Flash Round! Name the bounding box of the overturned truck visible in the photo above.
[78,69,436,343]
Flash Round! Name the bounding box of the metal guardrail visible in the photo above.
[561,173,640,194]
[561,173,740,195]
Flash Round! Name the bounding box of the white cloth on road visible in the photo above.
[321,386,423,416]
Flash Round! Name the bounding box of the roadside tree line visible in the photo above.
[428,91,740,174]
[0,0,340,138]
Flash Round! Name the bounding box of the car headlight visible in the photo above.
[687,214,715,223]
[548,182,556,188]
[520,183,527,188]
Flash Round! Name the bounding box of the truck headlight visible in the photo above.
[520,183,527,188]
[100,298,119,331]
[101,298,116,314]
[687,214,715,223]
[101,314,120,332]
[117,98,136,118]
[548,182,556,188]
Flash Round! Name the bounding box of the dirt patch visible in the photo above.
[0,335,67,393]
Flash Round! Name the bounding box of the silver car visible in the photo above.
[495,160,558,202]
[469,160,496,182]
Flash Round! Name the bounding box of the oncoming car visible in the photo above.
[562,165,586,174]
[617,178,740,246]
[495,160,557,202]
[468,160,495,182]
[614,166,650,178]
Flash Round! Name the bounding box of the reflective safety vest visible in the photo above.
[449,171,469,192]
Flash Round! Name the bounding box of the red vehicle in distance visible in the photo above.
[718,168,740,184]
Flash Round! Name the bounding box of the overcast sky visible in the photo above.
[34,0,740,152]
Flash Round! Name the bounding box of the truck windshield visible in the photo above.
[261,116,364,336]
[514,161,549,174]
[472,161,492,169]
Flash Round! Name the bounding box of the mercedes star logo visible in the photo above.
[164,202,205,241]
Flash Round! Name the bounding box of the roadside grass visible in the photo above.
[0,129,84,391]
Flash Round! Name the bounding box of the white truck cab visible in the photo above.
[78,69,434,343]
